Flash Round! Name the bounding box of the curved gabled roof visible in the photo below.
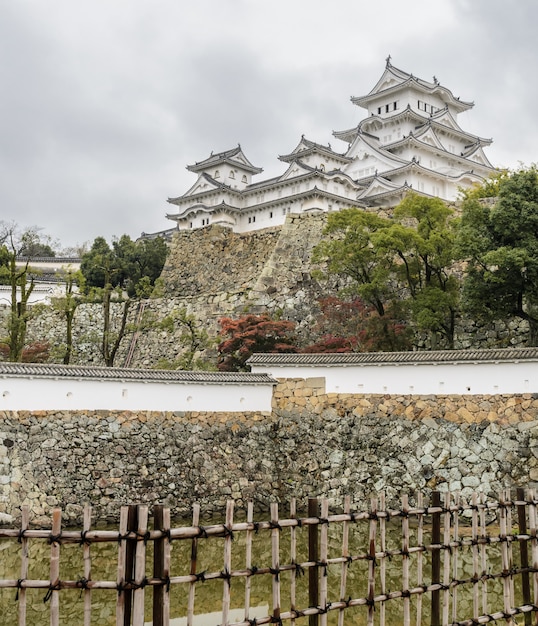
[350,173,417,207]
[385,134,496,174]
[168,172,243,204]
[351,60,473,113]
[166,200,242,221]
[279,136,352,164]
[461,142,495,168]
[187,145,263,174]
[359,159,478,186]
[344,131,409,169]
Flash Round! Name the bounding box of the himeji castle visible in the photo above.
[165,59,497,233]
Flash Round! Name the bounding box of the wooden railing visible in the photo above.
[0,490,537,625]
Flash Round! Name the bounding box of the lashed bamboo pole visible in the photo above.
[308,498,319,626]
[289,498,298,626]
[380,492,387,626]
[431,491,441,626]
[153,505,171,626]
[83,505,92,626]
[516,488,532,626]
[499,491,514,625]
[116,506,129,626]
[471,492,480,622]
[480,492,489,617]
[132,505,148,626]
[452,493,460,625]
[367,496,377,626]
[221,500,234,625]
[244,501,254,624]
[271,502,282,623]
[319,499,329,626]
[527,488,538,614]
[18,505,30,626]
[187,503,200,626]
[442,491,452,626]
[338,495,350,626]
[506,490,515,608]
[402,494,411,626]
[415,492,424,626]
[49,508,62,626]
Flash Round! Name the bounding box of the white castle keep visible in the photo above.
[165,59,496,233]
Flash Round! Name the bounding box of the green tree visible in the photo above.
[0,223,39,361]
[50,270,84,364]
[313,198,460,349]
[388,194,460,348]
[156,308,215,370]
[18,230,58,257]
[312,210,395,317]
[458,166,538,345]
[80,235,168,366]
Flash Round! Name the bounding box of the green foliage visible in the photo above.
[313,196,460,348]
[217,314,297,371]
[158,308,215,370]
[459,170,509,200]
[80,234,168,366]
[80,235,167,297]
[459,165,538,345]
[313,210,394,316]
[18,230,58,257]
[0,222,42,361]
[50,270,84,364]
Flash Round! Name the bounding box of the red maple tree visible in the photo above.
[217,314,297,371]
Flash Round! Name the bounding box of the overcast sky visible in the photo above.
[1,0,536,250]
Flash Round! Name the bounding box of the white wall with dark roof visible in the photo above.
[0,364,276,412]
[248,348,538,395]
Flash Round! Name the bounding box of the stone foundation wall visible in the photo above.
[1,380,537,524]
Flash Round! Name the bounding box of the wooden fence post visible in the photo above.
[431,491,441,626]
[308,498,319,626]
[517,488,532,625]
[123,504,139,626]
[153,505,171,626]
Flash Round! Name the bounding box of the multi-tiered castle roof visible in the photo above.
[165,59,497,233]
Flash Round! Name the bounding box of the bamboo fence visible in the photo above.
[0,489,537,625]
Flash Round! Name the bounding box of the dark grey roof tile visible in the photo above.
[0,362,277,384]
[248,348,538,366]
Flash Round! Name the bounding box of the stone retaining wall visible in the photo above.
[1,379,537,524]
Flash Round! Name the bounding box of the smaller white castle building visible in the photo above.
[166,59,496,233]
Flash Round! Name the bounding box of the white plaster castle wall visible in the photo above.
[0,377,274,412]
[250,361,538,395]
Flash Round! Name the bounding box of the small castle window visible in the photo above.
[229,171,235,179]
[270,211,273,218]
[242,175,247,183]
[214,170,220,179]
